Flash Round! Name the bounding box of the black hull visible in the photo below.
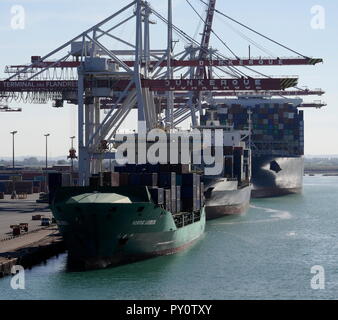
[251,155,304,198]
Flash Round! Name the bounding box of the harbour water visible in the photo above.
[1,175,338,300]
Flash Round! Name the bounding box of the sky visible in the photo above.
[0,0,337,158]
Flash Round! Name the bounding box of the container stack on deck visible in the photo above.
[87,164,205,214]
[48,172,75,203]
[201,103,304,156]
[203,145,251,185]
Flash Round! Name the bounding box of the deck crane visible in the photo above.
[0,0,323,185]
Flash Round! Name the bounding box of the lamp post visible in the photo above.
[70,136,75,173]
[44,134,50,193]
[44,134,50,170]
[10,131,18,198]
[70,136,76,186]
[10,131,18,170]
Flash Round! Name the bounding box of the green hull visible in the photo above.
[50,186,205,270]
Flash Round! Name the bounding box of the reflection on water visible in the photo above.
[1,176,338,300]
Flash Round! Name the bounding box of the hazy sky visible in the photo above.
[0,0,337,158]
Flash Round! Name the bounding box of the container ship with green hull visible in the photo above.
[50,169,206,270]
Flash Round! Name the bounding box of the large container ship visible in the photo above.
[202,97,305,198]
[112,131,252,220]
[198,111,252,219]
[50,165,206,270]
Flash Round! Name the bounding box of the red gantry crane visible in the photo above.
[0,0,324,184]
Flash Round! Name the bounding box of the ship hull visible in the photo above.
[203,178,252,220]
[251,155,304,198]
[51,188,205,270]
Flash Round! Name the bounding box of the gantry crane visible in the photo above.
[0,0,324,185]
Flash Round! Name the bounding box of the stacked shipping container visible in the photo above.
[90,164,205,214]
[201,103,304,156]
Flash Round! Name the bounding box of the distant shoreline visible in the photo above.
[305,170,338,177]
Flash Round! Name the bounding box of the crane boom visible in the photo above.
[196,0,217,78]
[0,78,298,93]
[199,0,216,59]
[5,57,323,73]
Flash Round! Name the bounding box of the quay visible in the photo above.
[0,195,65,278]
